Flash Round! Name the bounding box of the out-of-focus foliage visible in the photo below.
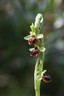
[0,0,64,96]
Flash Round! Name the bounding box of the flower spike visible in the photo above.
[24,13,51,96]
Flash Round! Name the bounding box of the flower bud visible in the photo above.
[42,75,51,83]
[30,48,39,56]
[28,35,38,45]
[35,13,43,29]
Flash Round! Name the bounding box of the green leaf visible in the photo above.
[39,47,46,52]
[24,35,31,40]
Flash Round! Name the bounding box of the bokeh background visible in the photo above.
[0,0,64,96]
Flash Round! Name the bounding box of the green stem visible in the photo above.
[34,52,44,96]
[39,52,44,74]
[35,81,40,96]
[34,21,45,96]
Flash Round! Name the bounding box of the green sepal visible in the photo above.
[29,47,45,53]
[24,34,43,40]
[39,47,46,52]
[29,48,35,51]
[24,35,31,40]
[37,34,43,39]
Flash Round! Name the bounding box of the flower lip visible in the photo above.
[29,47,39,56]
[42,75,51,83]
[28,35,37,45]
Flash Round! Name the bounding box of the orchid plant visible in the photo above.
[24,13,51,96]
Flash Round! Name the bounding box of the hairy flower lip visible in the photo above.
[29,48,39,56]
[42,75,51,83]
[28,35,38,45]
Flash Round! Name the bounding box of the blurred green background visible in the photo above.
[0,0,64,96]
